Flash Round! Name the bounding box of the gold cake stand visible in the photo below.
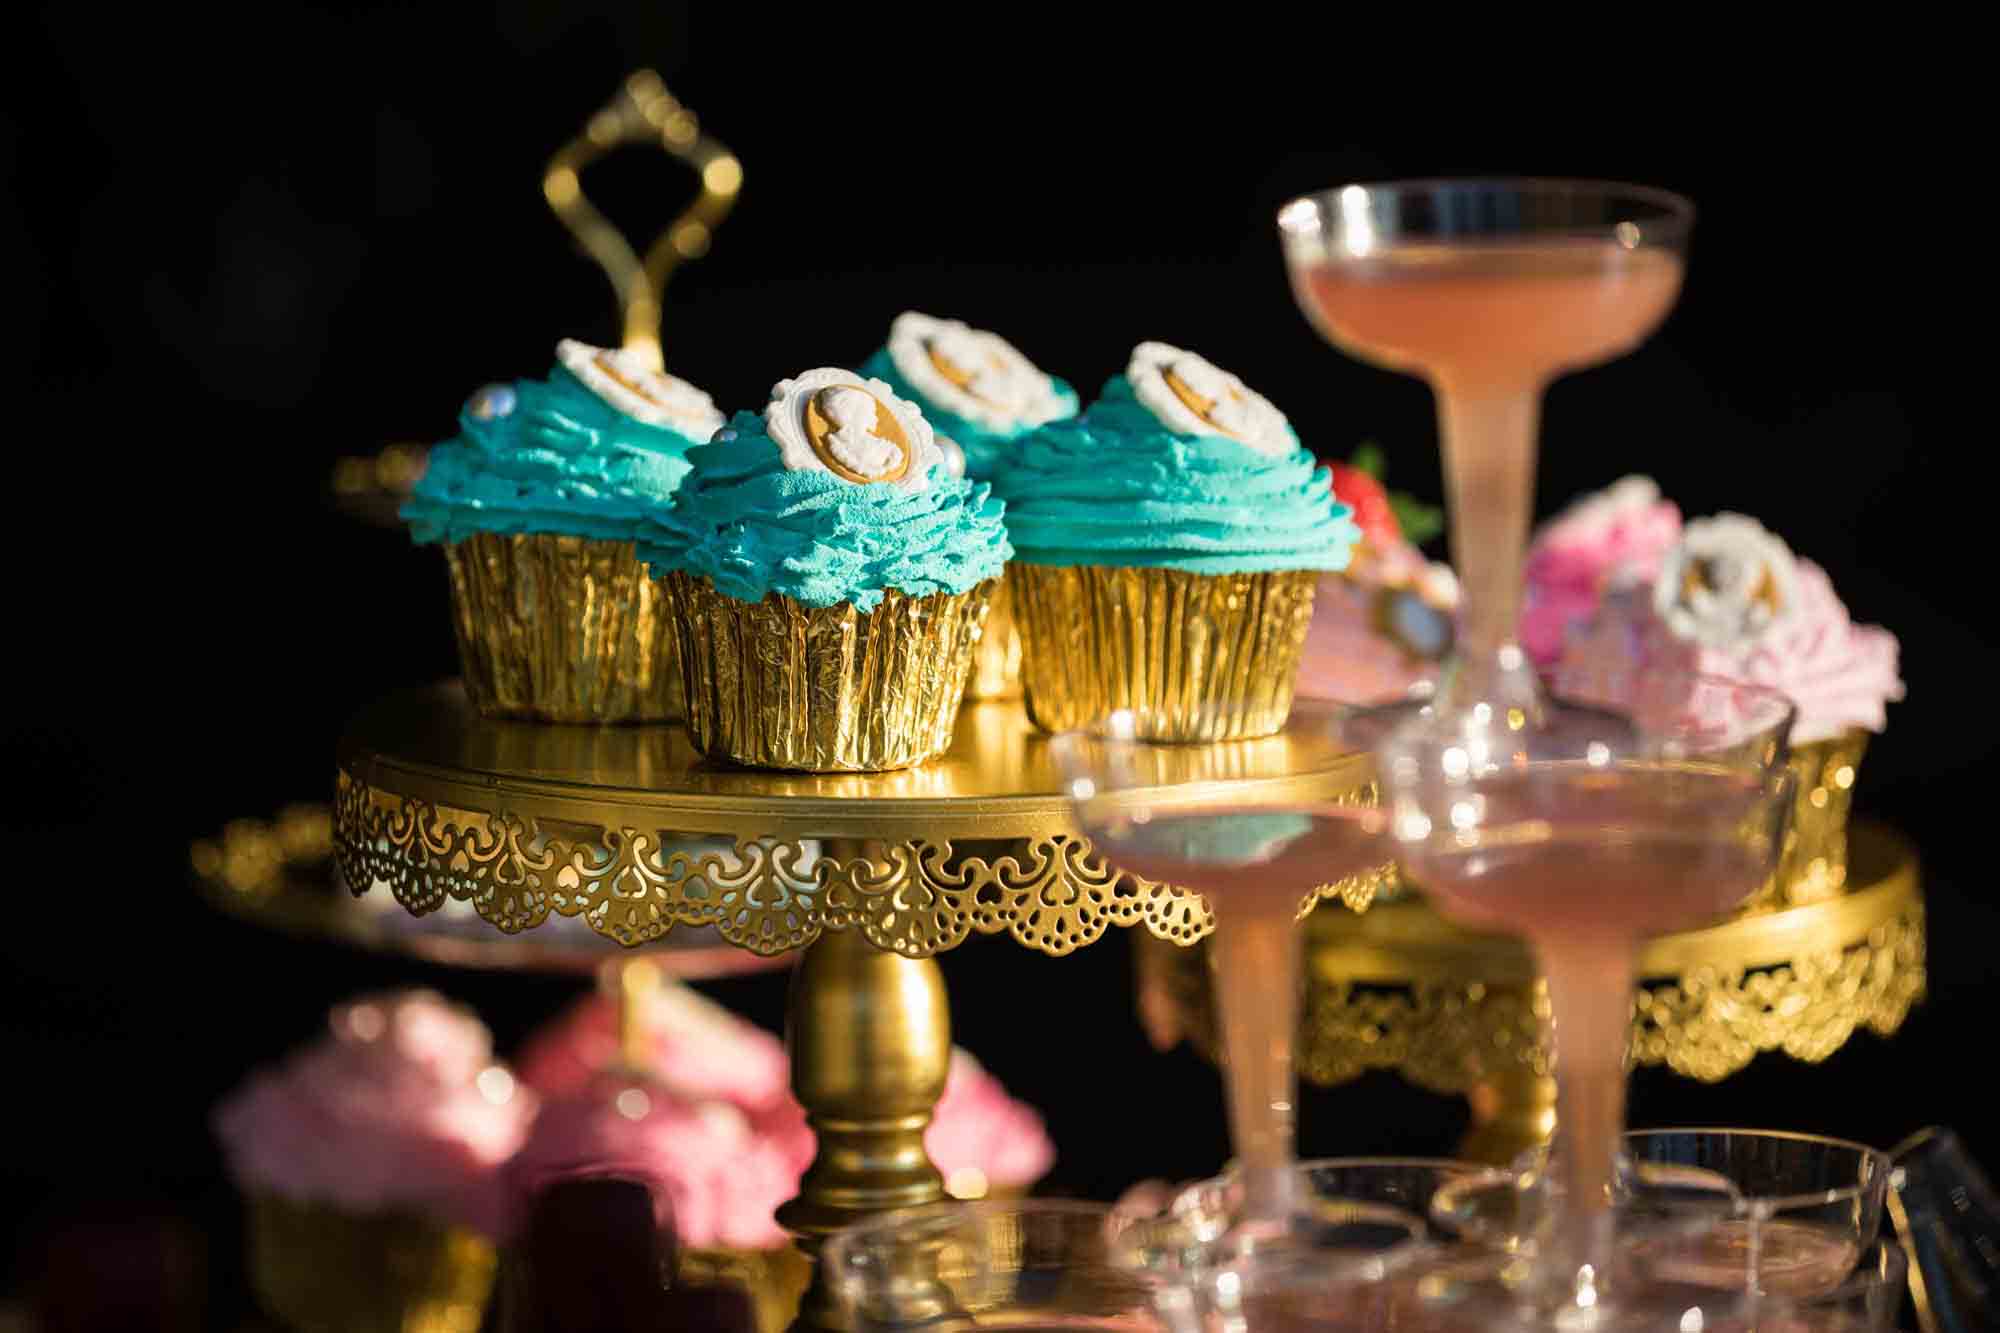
[331,682,1372,1330]
[192,802,789,979]
[1142,821,1925,1165]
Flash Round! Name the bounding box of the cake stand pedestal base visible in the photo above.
[777,913,952,1332]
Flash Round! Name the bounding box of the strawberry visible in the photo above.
[1328,462,1401,548]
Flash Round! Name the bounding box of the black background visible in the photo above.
[3,5,1983,1327]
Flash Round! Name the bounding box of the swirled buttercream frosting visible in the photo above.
[1521,475,1682,667]
[1558,514,1904,745]
[401,341,721,546]
[508,1074,798,1251]
[858,311,1079,480]
[212,990,537,1237]
[994,351,1358,574]
[517,989,1054,1210]
[637,369,1011,612]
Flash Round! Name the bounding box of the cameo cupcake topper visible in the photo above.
[1128,342,1293,458]
[1654,513,1799,649]
[887,312,1072,434]
[557,339,726,438]
[766,368,943,493]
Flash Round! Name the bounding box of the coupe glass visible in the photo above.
[1276,177,1694,731]
[1109,1158,1503,1332]
[1381,663,1796,1324]
[1051,703,1391,1226]
[1664,1240,1909,1332]
[823,1199,1163,1331]
[1622,1130,1891,1301]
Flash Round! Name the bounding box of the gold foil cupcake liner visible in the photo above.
[443,531,682,723]
[248,1193,497,1333]
[1771,728,1871,908]
[1008,564,1320,741]
[682,1245,814,1333]
[667,571,994,772]
[965,573,1023,700]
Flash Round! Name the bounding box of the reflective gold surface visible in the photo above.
[247,1193,496,1333]
[1155,823,1924,1160]
[963,575,1022,701]
[191,805,788,976]
[444,532,682,723]
[777,921,952,1328]
[669,573,989,773]
[680,1245,813,1333]
[1009,564,1319,741]
[332,683,1370,955]
[542,69,741,370]
[1771,728,1870,908]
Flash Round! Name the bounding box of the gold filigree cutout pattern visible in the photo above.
[1631,907,1925,1080]
[334,771,1214,958]
[1298,779,1389,917]
[1166,897,1924,1092]
[1297,981,1550,1094]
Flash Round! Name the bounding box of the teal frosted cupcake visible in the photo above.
[639,368,1011,771]
[857,312,1079,481]
[401,340,723,723]
[996,342,1359,741]
[859,313,1079,701]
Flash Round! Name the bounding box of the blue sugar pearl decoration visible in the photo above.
[465,383,517,420]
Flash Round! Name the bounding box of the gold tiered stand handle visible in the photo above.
[542,68,743,371]
[329,69,743,524]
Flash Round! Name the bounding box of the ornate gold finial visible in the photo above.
[543,69,742,373]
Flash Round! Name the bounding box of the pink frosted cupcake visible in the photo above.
[1557,512,1905,905]
[925,1049,1058,1199]
[1297,539,1458,705]
[506,1070,808,1333]
[518,986,1056,1201]
[508,1074,798,1253]
[1296,450,1456,705]
[737,1048,1057,1202]
[1521,475,1682,667]
[515,978,792,1115]
[213,990,536,1332]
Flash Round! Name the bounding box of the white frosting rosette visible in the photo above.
[1558,475,1670,541]
[1653,513,1800,650]
[556,338,725,438]
[886,312,1072,434]
[1127,341,1293,458]
[765,368,944,494]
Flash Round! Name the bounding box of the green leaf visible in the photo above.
[1347,442,1387,479]
[1390,493,1445,546]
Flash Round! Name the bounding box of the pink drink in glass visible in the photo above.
[1093,806,1388,1222]
[1399,762,1774,1269]
[1298,241,1683,683]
